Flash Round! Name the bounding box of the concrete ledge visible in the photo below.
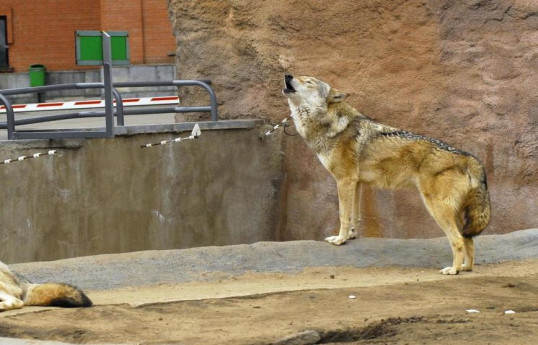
[0,120,265,148]
[114,119,264,136]
[0,138,85,150]
[12,229,538,291]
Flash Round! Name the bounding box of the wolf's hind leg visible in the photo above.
[461,237,475,271]
[348,183,362,240]
[326,178,357,246]
[0,292,24,311]
[420,191,465,275]
[439,232,465,275]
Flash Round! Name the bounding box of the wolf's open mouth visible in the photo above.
[283,74,296,94]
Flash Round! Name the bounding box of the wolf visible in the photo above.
[282,74,491,275]
[0,260,92,311]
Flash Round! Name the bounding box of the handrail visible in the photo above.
[0,83,120,139]
[113,80,217,122]
[0,79,217,140]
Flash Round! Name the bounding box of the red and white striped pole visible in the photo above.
[0,96,179,113]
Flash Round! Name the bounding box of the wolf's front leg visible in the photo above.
[326,179,357,246]
[348,182,362,240]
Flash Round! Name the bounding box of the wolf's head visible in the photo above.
[282,75,349,110]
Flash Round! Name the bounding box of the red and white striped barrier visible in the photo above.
[0,96,179,113]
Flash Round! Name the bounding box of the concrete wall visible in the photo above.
[0,120,283,264]
[0,65,177,104]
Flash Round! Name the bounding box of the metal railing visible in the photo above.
[0,80,218,140]
[0,32,218,140]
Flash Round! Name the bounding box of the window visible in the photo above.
[75,30,130,66]
[0,16,8,69]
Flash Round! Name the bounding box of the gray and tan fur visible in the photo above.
[283,74,491,275]
[0,261,92,311]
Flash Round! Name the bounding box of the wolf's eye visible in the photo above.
[306,80,315,85]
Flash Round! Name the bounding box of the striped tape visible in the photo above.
[264,116,291,136]
[1,150,57,165]
[0,96,179,113]
[142,124,201,148]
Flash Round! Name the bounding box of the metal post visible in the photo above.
[198,80,218,121]
[170,80,218,121]
[0,93,15,139]
[112,88,124,126]
[102,31,114,137]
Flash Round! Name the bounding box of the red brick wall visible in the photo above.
[141,0,176,64]
[0,0,175,72]
[0,0,100,72]
[100,0,144,64]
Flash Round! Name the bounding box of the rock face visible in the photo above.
[168,0,537,240]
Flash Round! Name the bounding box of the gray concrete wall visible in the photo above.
[0,65,176,104]
[0,121,283,264]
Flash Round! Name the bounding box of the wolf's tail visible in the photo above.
[460,159,491,238]
[23,283,92,308]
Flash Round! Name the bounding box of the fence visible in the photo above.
[0,80,218,140]
[0,32,218,140]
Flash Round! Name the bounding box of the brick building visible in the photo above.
[0,0,175,72]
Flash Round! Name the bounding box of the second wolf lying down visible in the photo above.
[282,74,491,275]
[0,260,92,311]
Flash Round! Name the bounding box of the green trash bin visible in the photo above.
[29,64,46,87]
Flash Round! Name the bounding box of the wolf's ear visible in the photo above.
[328,89,349,103]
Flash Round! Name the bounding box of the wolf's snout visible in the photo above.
[283,74,296,94]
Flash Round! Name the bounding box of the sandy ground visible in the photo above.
[1,230,537,344]
[0,259,537,345]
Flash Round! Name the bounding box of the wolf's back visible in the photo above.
[24,283,92,308]
[461,158,491,238]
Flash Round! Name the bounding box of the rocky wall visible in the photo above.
[168,0,537,240]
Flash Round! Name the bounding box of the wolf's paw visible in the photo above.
[325,235,346,246]
[0,297,24,311]
[439,267,460,275]
[461,264,473,272]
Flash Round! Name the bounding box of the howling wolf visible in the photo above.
[283,74,491,275]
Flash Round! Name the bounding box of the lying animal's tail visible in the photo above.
[460,159,491,238]
[23,283,92,308]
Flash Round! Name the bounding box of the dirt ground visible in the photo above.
[0,259,536,345]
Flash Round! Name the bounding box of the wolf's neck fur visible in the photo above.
[290,101,364,150]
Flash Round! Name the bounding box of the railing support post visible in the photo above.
[102,31,114,137]
[112,89,124,126]
[0,93,15,140]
